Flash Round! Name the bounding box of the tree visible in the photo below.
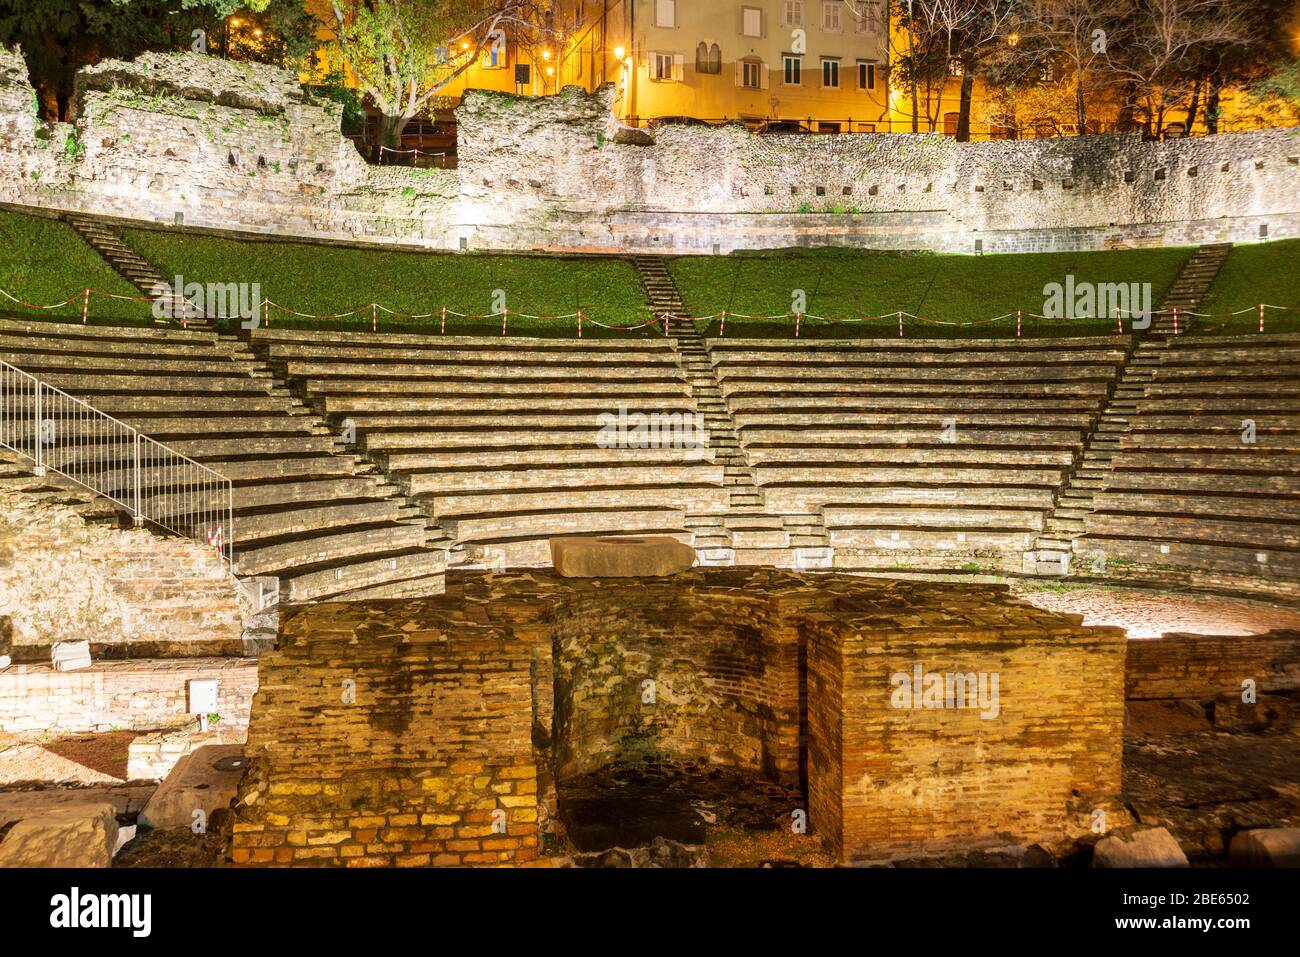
[1102,0,1253,136]
[1014,0,1127,135]
[328,0,549,152]
[0,1,287,120]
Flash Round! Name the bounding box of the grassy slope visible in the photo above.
[0,209,151,324]
[1195,239,1300,335]
[121,228,653,338]
[669,247,1196,339]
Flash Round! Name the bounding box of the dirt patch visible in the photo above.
[44,731,137,781]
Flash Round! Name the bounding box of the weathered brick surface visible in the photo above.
[1125,630,1300,700]
[0,485,244,659]
[0,657,255,735]
[234,568,1126,866]
[805,590,1127,864]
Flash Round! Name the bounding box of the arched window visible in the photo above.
[696,41,722,75]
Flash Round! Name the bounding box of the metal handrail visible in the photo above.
[0,358,235,570]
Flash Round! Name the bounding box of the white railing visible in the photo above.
[0,358,234,569]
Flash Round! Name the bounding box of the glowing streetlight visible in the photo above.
[1007,32,1020,47]
[230,17,241,27]
[614,45,625,60]
[542,50,551,61]
[253,28,263,38]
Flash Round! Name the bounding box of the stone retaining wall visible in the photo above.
[1125,630,1300,700]
[0,487,245,659]
[0,48,1294,256]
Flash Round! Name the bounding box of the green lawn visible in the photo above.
[1195,239,1300,335]
[0,208,153,325]
[121,228,654,338]
[669,247,1196,339]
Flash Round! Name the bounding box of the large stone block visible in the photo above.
[1228,828,1300,868]
[1093,827,1190,868]
[550,535,695,578]
[139,744,248,830]
[0,802,118,868]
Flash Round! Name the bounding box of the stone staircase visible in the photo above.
[631,255,832,568]
[64,213,206,325]
[631,255,685,316]
[1031,243,1233,574]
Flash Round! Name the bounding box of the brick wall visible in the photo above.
[1125,630,1300,700]
[806,592,1127,864]
[0,487,245,659]
[551,590,800,786]
[231,597,546,867]
[0,48,1294,257]
[233,569,1127,866]
[0,657,256,734]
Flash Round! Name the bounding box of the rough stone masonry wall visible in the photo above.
[0,48,1295,256]
[1125,630,1300,700]
[805,585,1127,864]
[0,487,245,659]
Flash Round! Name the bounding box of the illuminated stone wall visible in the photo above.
[0,48,1295,255]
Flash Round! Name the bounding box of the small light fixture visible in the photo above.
[230,17,241,27]
[253,28,263,37]
[614,45,626,60]
[546,66,555,76]
[543,49,552,60]
[1007,32,1020,47]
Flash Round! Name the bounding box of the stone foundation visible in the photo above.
[232,568,1126,866]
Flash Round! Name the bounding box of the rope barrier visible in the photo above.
[0,283,1295,336]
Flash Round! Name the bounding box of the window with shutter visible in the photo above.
[783,1,804,27]
[655,0,676,28]
[822,1,841,32]
[741,59,764,89]
[743,7,762,37]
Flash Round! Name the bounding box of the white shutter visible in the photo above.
[735,59,744,86]
[761,64,770,89]
[672,53,684,82]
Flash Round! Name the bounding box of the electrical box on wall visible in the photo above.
[188,678,219,730]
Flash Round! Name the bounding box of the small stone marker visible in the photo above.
[0,803,118,868]
[51,640,92,672]
[550,535,695,578]
[1092,827,1189,868]
[1228,828,1300,868]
